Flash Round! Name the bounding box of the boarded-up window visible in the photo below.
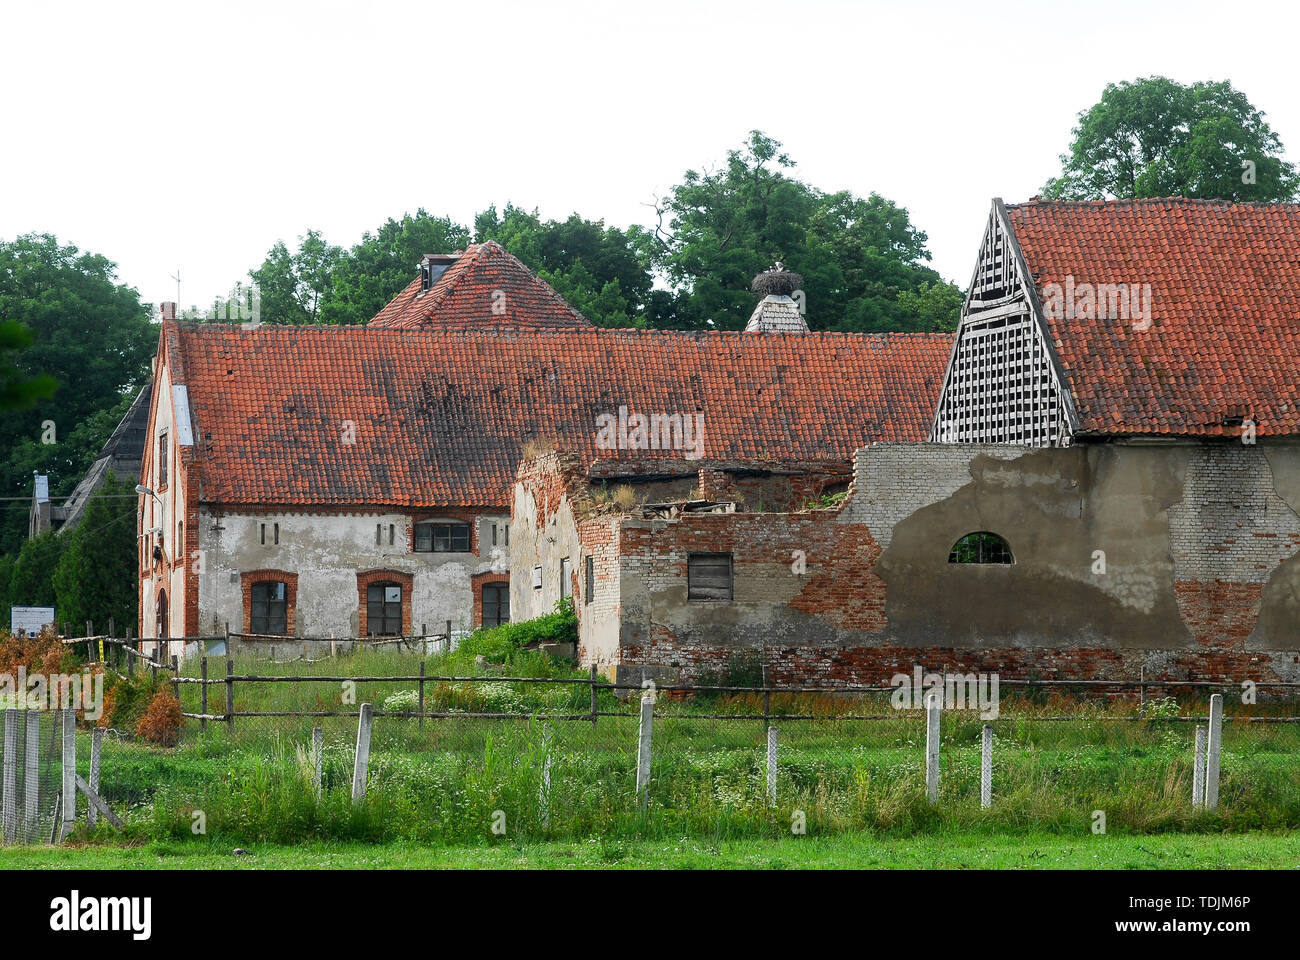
[688,553,733,601]
[584,555,594,604]
[560,557,572,597]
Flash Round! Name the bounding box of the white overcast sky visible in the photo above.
[2,0,1298,314]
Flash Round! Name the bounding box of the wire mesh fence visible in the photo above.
[0,710,64,845]
[14,634,1300,846]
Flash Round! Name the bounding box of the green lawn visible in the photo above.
[2,830,1296,869]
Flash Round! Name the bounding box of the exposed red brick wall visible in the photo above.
[356,569,414,637]
[239,569,300,636]
[616,639,1298,688]
[1174,579,1264,649]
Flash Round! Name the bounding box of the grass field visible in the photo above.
[3,829,1297,869]
[7,643,1297,868]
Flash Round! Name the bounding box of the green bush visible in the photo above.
[459,597,576,664]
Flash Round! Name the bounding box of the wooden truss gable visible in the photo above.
[930,200,1076,446]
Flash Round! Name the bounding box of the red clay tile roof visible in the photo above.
[166,322,949,507]
[368,241,593,329]
[1005,198,1300,438]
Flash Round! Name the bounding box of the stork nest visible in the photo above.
[750,265,803,297]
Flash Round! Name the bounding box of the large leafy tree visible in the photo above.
[248,230,344,325]
[474,205,654,327]
[52,474,137,634]
[0,234,155,556]
[321,211,470,325]
[1042,77,1300,201]
[649,131,959,331]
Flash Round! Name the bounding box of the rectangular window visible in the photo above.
[157,432,168,484]
[584,555,594,605]
[504,524,509,546]
[560,557,572,598]
[250,580,288,635]
[688,553,733,601]
[389,523,395,546]
[492,524,498,546]
[375,523,382,545]
[274,522,280,545]
[532,565,542,590]
[366,582,403,636]
[260,523,266,545]
[414,521,471,553]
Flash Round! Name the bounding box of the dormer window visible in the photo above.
[418,254,458,294]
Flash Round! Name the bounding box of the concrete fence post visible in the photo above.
[24,712,40,842]
[1192,725,1207,808]
[980,723,993,809]
[3,709,17,843]
[87,727,102,829]
[766,725,778,808]
[1204,694,1223,811]
[312,726,323,800]
[635,693,654,807]
[61,709,76,839]
[925,692,941,803]
[351,703,373,803]
[539,723,553,828]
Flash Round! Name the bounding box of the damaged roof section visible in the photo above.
[163,323,950,508]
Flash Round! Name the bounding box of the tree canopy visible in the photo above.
[0,235,155,556]
[237,132,961,333]
[1042,77,1300,202]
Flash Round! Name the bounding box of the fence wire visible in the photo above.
[0,711,63,845]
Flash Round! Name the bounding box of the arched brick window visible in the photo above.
[241,570,299,636]
[357,570,413,637]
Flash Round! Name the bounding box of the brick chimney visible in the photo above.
[745,262,808,332]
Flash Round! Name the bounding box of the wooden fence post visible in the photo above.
[226,658,234,731]
[589,664,599,724]
[766,724,778,808]
[925,691,941,803]
[635,692,654,806]
[126,627,135,677]
[1205,694,1223,811]
[88,726,102,829]
[313,726,323,800]
[1193,725,1207,808]
[351,703,373,803]
[980,724,993,809]
[200,657,208,733]
[24,712,40,842]
[171,655,180,710]
[3,709,17,843]
[85,621,93,663]
[418,661,425,730]
[60,709,76,840]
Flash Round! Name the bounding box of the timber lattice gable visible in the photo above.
[930,202,1074,446]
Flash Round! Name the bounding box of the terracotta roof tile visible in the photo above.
[167,323,949,507]
[1006,198,1300,437]
[368,241,592,329]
